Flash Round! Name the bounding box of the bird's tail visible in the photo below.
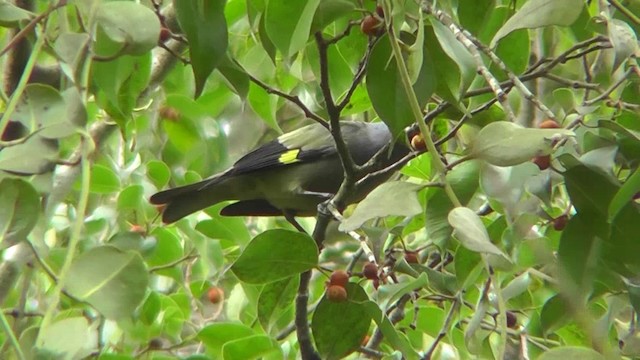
[150,176,231,223]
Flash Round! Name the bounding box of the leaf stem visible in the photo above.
[383,0,461,208]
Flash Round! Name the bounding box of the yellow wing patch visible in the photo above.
[278,149,301,164]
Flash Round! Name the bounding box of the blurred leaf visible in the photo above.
[199,323,254,357]
[608,19,638,72]
[458,0,495,35]
[218,55,249,98]
[491,0,584,47]
[196,214,251,245]
[146,160,171,189]
[222,335,281,359]
[540,294,570,334]
[470,121,574,166]
[0,1,33,27]
[448,207,507,256]
[367,33,435,138]
[175,0,229,98]
[0,178,39,247]
[537,346,605,360]
[117,185,143,210]
[147,228,184,279]
[265,0,320,57]
[340,181,423,232]
[248,83,280,132]
[89,164,121,194]
[430,18,475,98]
[607,168,640,221]
[13,84,75,139]
[0,134,58,175]
[561,161,618,217]
[426,160,480,245]
[65,246,149,320]
[311,0,355,33]
[494,29,529,76]
[312,283,371,360]
[557,213,603,298]
[36,317,93,359]
[231,229,318,284]
[96,2,161,56]
[376,273,428,310]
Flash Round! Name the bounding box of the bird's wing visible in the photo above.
[227,123,336,176]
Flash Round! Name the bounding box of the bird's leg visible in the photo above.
[283,210,307,233]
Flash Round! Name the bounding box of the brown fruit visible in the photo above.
[375,5,384,18]
[506,311,518,329]
[361,15,382,36]
[159,106,180,121]
[404,251,419,264]
[207,287,224,304]
[130,224,146,234]
[553,215,568,231]
[329,270,349,288]
[410,133,426,151]
[363,262,378,280]
[539,119,561,129]
[326,285,348,302]
[158,27,171,44]
[532,155,551,170]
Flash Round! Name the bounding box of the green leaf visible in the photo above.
[430,18,475,98]
[117,185,143,210]
[96,2,161,56]
[458,0,495,35]
[470,121,574,166]
[608,165,640,221]
[376,273,429,310]
[146,160,171,189]
[218,55,249,98]
[366,33,435,138]
[311,0,355,33]
[265,0,320,57]
[561,162,618,218]
[0,134,58,175]
[363,301,420,360]
[175,0,229,98]
[425,158,480,246]
[248,82,280,132]
[537,346,605,360]
[231,229,318,284]
[64,246,149,320]
[222,335,281,359]
[196,215,251,245]
[198,323,254,357]
[13,84,75,139]
[448,207,507,257]
[608,19,638,72]
[491,0,584,47]
[557,213,603,298]
[257,276,298,331]
[312,283,371,360]
[0,1,33,27]
[0,178,39,247]
[147,228,184,279]
[89,164,121,194]
[540,294,570,334]
[340,181,424,232]
[36,317,93,359]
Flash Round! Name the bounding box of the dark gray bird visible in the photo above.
[150,121,409,223]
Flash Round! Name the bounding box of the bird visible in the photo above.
[150,121,410,224]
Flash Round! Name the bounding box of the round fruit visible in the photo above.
[410,133,426,151]
[532,155,551,170]
[329,270,349,288]
[207,287,224,304]
[159,106,180,121]
[362,262,378,280]
[361,15,382,36]
[506,311,518,329]
[553,215,568,231]
[404,251,419,264]
[539,119,561,129]
[326,285,348,302]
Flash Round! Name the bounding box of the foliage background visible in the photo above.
[0,0,639,359]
